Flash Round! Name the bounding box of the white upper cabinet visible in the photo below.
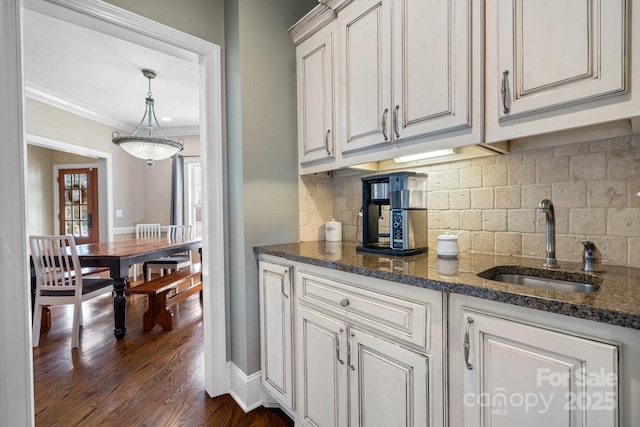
[296,20,338,173]
[291,0,639,174]
[391,0,476,143]
[339,0,481,164]
[485,0,636,142]
[338,0,392,155]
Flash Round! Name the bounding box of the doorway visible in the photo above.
[57,167,99,244]
[1,1,227,423]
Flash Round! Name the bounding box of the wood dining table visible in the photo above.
[75,237,203,339]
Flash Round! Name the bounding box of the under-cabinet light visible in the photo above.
[394,148,456,163]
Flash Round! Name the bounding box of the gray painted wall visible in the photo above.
[225,0,315,374]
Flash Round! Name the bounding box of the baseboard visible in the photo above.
[227,362,264,413]
[226,362,295,420]
[113,226,135,235]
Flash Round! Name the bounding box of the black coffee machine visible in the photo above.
[358,172,428,256]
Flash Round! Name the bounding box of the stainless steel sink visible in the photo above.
[478,267,601,294]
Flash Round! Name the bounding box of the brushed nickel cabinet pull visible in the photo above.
[501,70,510,114]
[347,331,356,371]
[393,105,400,138]
[382,108,389,141]
[324,129,332,155]
[280,271,289,299]
[336,328,345,364]
[464,317,474,370]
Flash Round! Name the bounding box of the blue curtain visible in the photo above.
[170,154,184,225]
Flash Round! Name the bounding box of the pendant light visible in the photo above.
[112,69,183,167]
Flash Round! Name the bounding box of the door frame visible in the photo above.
[1,0,227,424]
[54,164,100,241]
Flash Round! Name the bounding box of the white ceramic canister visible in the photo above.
[325,219,343,242]
[436,231,459,258]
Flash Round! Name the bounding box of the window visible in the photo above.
[184,158,202,238]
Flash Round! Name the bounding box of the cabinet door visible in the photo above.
[392,0,474,143]
[486,0,626,139]
[297,22,337,166]
[258,261,294,410]
[348,328,430,427]
[460,310,618,427]
[296,305,349,427]
[339,0,392,154]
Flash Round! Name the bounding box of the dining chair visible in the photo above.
[30,234,113,349]
[143,225,193,282]
[132,223,162,280]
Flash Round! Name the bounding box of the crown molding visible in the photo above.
[26,85,133,132]
[288,4,336,45]
[320,0,355,13]
[26,86,200,136]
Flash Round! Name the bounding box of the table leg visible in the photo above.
[113,277,128,339]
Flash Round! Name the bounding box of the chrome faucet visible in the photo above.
[539,199,558,268]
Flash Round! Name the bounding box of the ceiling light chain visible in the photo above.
[112,69,183,167]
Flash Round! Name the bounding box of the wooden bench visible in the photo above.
[125,263,202,332]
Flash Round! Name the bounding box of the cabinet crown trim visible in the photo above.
[288,5,336,45]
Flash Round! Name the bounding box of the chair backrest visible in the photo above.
[136,223,161,238]
[30,235,82,295]
[167,225,193,240]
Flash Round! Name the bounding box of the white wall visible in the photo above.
[25,99,146,228]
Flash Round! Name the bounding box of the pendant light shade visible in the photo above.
[112,69,183,167]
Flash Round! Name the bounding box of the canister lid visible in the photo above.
[437,231,458,241]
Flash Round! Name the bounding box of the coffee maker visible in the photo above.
[358,172,428,256]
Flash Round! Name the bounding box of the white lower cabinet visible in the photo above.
[295,267,445,427]
[458,310,617,427]
[259,257,640,426]
[348,326,430,427]
[448,294,629,427]
[296,305,431,427]
[295,305,348,427]
[258,259,294,412]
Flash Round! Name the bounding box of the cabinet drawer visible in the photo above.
[297,270,430,351]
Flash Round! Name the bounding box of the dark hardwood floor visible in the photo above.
[32,282,293,427]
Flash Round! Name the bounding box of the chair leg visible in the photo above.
[41,306,52,328]
[32,301,42,348]
[71,303,81,349]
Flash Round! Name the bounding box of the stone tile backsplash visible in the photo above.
[300,135,640,267]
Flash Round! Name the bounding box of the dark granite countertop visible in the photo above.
[254,241,640,330]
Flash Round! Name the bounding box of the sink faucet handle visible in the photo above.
[581,240,602,272]
[581,240,599,260]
